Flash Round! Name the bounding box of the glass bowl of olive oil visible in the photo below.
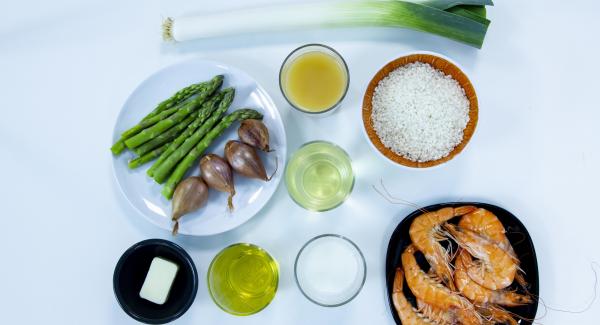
[285,141,354,211]
[279,44,349,115]
[207,243,279,316]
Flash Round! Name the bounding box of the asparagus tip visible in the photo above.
[162,17,174,41]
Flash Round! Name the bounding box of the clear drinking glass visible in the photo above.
[207,243,279,316]
[285,141,354,211]
[294,234,367,307]
[279,44,350,116]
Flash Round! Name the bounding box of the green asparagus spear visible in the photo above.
[128,144,169,169]
[112,106,180,155]
[152,89,235,184]
[111,140,127,155]
[133,110,197,156]
[110,75,224,155]
[143,75,223,122]
[124,76,223,149]
[127,92,225,168]
[162,109,263,199]
[147,91,227,177]
[121,106,180,139]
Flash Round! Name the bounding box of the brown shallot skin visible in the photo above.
[225,140,269,181]
[238,119,271,151]
[200,154,236,211]
[171,176,209,235]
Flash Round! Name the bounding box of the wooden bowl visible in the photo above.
[362,53,478,168]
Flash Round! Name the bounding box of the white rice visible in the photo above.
[371,62,470,162]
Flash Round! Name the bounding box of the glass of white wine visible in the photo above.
[285,141,354,211]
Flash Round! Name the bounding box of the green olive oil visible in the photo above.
[207,243,278,316]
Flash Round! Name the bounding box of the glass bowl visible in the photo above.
[279,44,350,116]
[207,243,279,316]
[285,141,354,212]
[294,234,366,307]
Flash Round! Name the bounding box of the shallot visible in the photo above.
[200,154,236,211]
[225,140,276,181]
[238,119,271,151]
[171,176,209,235]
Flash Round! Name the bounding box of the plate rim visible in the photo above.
[111,58,287,236]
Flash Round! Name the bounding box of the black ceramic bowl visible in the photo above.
[385,202,539,325]
[113,239,198,324]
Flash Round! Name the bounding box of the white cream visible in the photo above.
[139,257,179,305]
[296,236,365,305]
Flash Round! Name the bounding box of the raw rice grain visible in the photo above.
[371,62,470,162]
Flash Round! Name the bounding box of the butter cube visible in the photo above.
[139,257,179,305]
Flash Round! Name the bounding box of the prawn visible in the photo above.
[444,224,517,290]
[458,209,513,255]
[459,209,528,290]
[455,249,532,306]
[416,298,458,324]
[391,268,436,325]
[402,245,482,325]
[409,205,477,290]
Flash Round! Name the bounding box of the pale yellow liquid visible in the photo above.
[285,141,354,211]
[283,51,347,112]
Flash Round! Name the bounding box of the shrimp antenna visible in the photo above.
[515,261,599,324]
[447,243,459,265]
[477,304,531,324]
[536,262,599,315]
[372,179,428,214]
[505,227,528,246]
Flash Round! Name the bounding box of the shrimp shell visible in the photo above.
[459,209,529,290]
[417,298,458,324]
[455,250,532,306]
[444,224,517,290]
[401,245,482,325]
[391,268,435,325]
[409,205,477,290]
[458,209,517,259]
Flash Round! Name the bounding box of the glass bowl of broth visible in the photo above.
[279,44,349,115]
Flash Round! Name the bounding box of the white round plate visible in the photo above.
[112,59,286,236]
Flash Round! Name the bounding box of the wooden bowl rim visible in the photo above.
[362,53,479,168]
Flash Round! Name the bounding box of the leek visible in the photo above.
[447,4,488,18]
[405,0,493,10]
[446,6,490,26]
[163,0,491,48]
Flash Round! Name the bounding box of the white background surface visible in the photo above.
[1,0,599,324]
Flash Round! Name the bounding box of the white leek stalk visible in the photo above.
[163,0,491,48]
